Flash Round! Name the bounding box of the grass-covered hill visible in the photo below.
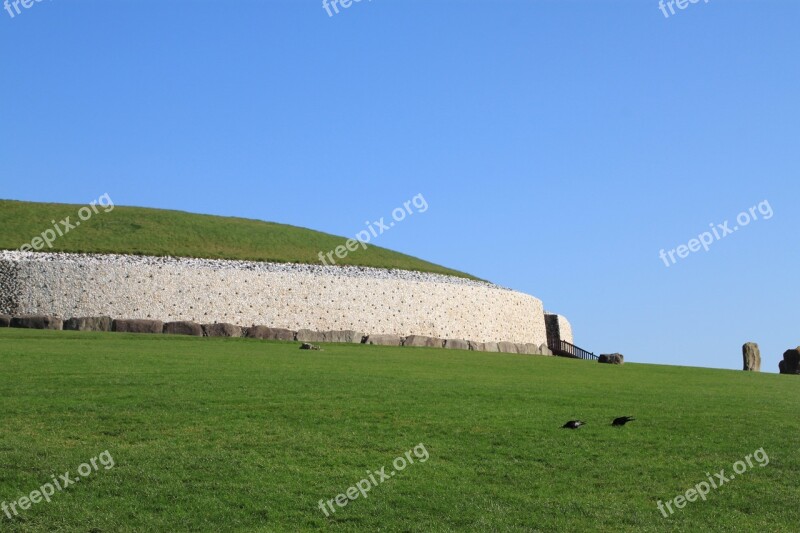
[0,199,473,278]
[0,329,798,531]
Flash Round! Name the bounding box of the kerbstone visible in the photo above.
[11,315,63,330]
[404,335,444,348]
[365,334,403,346]
[202,323,243,337]
[444,339,470,351]
[64,316,112,332]
[246,326,296,341]
[163,321,203,336]
[112,319,163,334]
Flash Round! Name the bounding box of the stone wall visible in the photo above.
[544,313,574,347]
[0,251,549,345]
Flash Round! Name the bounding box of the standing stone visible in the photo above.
[0,314,11,327]
[742,342,761,372]
[539,343,553,356]
[779,347,800,374]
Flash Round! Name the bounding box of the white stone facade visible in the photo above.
[0,251,550,345]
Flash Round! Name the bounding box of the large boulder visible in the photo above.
[444,338,470,351]
[296,329,326,343]
[742,342,761,372]
[779,347,800,374]
[112,319,163,334]
[539,343,553,356]
[598,353,625,365]
[365,334,402,346]
[0,314,11,327]
[11,315,63,330]
[163,321,203,336]
[404,335,444,348]
[483,342,499,353]
[524,343,542,355]
[497,341,518,354]
[64,316,113,332]
[245,326,296,341]
[202,323,243,337]
[324,330,365,343]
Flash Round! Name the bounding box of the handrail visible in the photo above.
[549,340,598,361]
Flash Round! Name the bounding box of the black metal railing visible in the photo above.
[549,340,598,361]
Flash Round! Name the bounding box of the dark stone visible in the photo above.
[0,314,11,327]
[598,353,625,365]
[10,315,63,330]
[63,316,113,332]
[112,319,163,334]
[779,347,800,374]
[299,343,321,351]
[202,323,243,337]
[163,321,203,336]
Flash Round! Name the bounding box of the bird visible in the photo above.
[612,416,636,427]
[561,420,585,429]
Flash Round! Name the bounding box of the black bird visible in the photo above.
[612,416,635,427]
[562,420,585,429]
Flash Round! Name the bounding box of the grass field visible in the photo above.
[0,199,473,278]
[0,328,798,532]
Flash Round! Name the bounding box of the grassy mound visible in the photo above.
[1,329,797,531]
[0,199,473,278]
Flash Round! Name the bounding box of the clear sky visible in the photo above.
[1,0,798,371]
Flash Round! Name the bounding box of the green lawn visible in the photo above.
[0,329,797,532]
[0,199,474,278]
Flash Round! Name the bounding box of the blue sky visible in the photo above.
[1,0,798,371]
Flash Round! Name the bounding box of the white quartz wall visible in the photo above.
[0,252,547,345]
